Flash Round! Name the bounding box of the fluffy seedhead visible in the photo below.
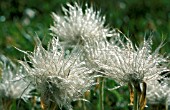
[147,79,170,105]
[20,37,96,109]
[98,37,169,86]
[50,2,114,48]
[83,39,116,72]
[0,55,33,101]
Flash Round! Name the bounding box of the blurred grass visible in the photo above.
[0,0,170,110]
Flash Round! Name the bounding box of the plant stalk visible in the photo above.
[165,99,168,110]
[99,77,104,110]
[83,94,86,110]
[133,87,139,110]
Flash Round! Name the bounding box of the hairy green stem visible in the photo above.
[133,87,139,110]
[99,77,104,110]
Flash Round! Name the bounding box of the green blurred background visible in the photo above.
[0,0,170,110]
[0,0,170,59]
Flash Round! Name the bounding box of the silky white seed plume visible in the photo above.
[98,37,168,86]
[0,55,33,101]
[20,37,96,109]
[50,2,114,48]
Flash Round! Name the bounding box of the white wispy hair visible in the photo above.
[147,79,170,105]
[97,37,169,86]
[50,2,114,48]
[0,55,33,101]
[84,31,124,71]
[84,39,116,71]
[20,37,96,109]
